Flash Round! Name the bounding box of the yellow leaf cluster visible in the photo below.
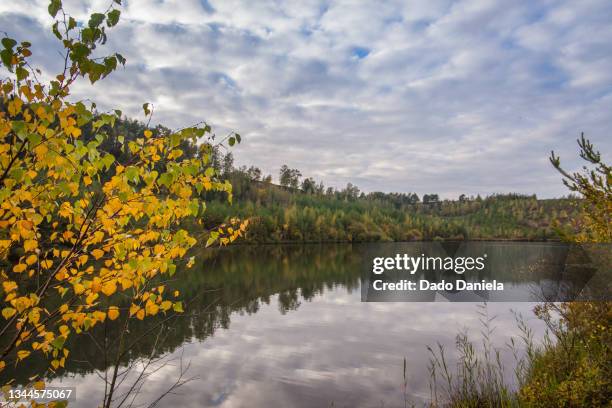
[0,12,247,380]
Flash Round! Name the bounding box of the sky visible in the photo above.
[1,0,611,198]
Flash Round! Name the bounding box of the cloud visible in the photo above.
[1,0,611,198]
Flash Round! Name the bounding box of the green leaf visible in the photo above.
[125,166,139,182]
[206,231,219,247]
[9,168,24,183]
[51,336,66,350]
[169,133,181,147]
[11,121,27,139]
[104,56,117,73]
[70,43,90,61]
[142,103,151,116]
[27,132,42,146]
[172,302,183,313]
[81,27,94,43]
[188,199,199,216]
[235,133,241,143]
[168,263,176,276]
[0,49,12,71]
[228,136,236,146]
[48,0,62,17]
[102,154,115,170]
[16,66,29,81]
[158,173,172,187]
[144,170,158,186]
[107,9,121,27]
[88,13,105,28]
[52,22,62,40]
[68,16,77,30]
[1,37,16,50]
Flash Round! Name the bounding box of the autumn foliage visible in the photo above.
[0,0,245,391]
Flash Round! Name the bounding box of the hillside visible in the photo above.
[204,171,582,242]
[78,116,582,243]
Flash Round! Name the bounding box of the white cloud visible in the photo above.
[1,0,611,198]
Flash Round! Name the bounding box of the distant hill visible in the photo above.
[89,116,582,243]
[204,170,582,243]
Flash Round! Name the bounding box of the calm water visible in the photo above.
[8,243,582,407]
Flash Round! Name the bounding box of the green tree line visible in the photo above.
[80,116,583,243]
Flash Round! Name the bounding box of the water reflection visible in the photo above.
[3,244,558,407]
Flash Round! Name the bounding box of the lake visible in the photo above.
[7,242,604,407]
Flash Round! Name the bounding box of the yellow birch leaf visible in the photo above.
[108,307,120,321]
[24,239,37,252]
[85,292,98,305]
[121,278,133,289]
[25,254,37,265]
[3,281,17,292]
[129,304,139,317]
[91,278,102,293]
[40,259,53,269]
[28,309,40,325]
[101,282,117,297]
[78,254,89,266]
[17,350,30,360]
[91,249,104,260]
[93,311,106,321]
[13,264,28,273]
[145,301,159,316]
[2,307,16,319]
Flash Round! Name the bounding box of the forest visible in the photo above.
[93,117,583,243]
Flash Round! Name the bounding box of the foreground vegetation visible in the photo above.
[0,2,244,406]
[427,137,611,407]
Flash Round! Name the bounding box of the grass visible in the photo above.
[426,304,518,408]
[425,302,611,408]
